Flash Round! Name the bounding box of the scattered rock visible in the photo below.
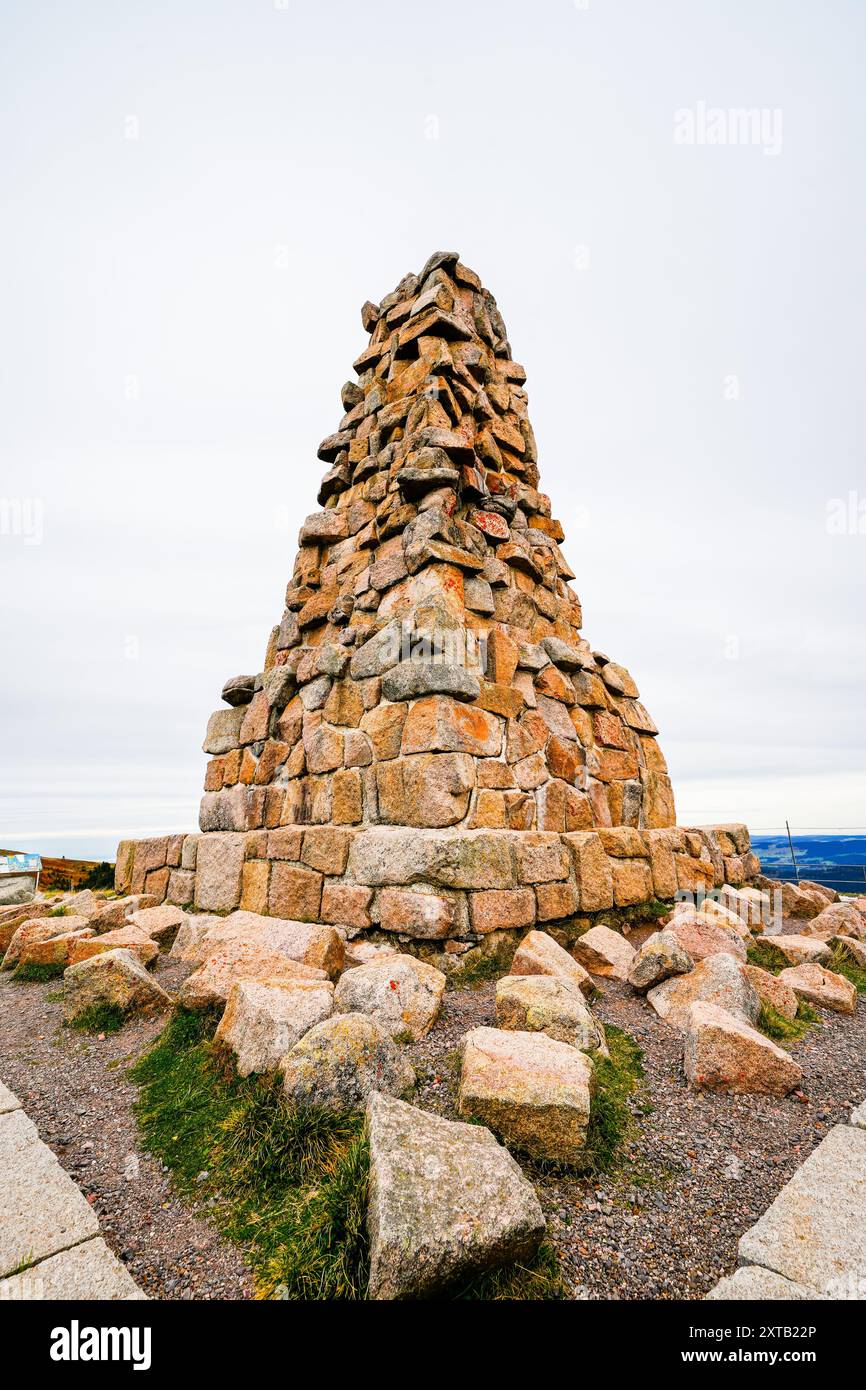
[177,941,327,1011]
[683,1003,802,1096]
[627,930,693,993]
[743,965,798,1021]
[755,934,830,966]
[334,955,445,1040]
[509,929,593,997]
[280,1013,415,1110]
[668,912,747,963]
[647,953,760,1033]
[803,902,866,941]
[68,926,159,969]
[127,905,186,947]
[3,916,90,970]
[495,975,607,1055]
[707,1267,823,1301]
[365,1091,545,1300]
[62,948,172,1023]
[777,963,857,1015]
[214,978,335,1076]
[458,1026,594,1163]
[571,925,635,980]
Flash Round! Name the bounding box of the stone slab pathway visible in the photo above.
[708,1112,866,1300]
[0,1084,144,1300]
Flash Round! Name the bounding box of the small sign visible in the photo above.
[0,853,42,874]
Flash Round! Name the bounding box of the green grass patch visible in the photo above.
[827,944,866,994]
[131,1009,369,1299]
[132,1008,569,1300]
[12,961,66,983]
[747,940,789,975]
[579,1025,645,1176]
[456,1240,566,1300]
[47,907,69,918]
[68,1003,126,1035]
[756,1000,817,1045]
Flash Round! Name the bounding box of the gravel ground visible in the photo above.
[406,929,866,1300]
[1,922,863,1301]
[0,957,253,1301]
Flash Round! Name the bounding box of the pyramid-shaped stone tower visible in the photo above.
[116,253,758,946]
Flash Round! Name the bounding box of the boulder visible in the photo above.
[647,953,760,1032]
[365,1092,545,1300]
[802,902,866,942]
[89,894,159,932]
[777,963,857,1015]
[177,941,327,1011]
[627,930,693,993]
[667,912,747,963]
[682,898,752,940]
[707,1267,824,1301]
[743,964,798,1021]
[334,955,445,1040]
[571,925,635,981]
[3,916,90,970]
[777,882,823,920]
[798,879,838,905]
[18,928,94,968]
[343,940,401,969]
[60,889,100,919]
[509,929,593,998]
[458,1026,594,1163]
[717,885,772,930]
[737,1125,866,1295]
[495,975,608,1055]
[168,911,344,978]
[68,925,158,968]
[756,933,830,966]
[127,905,186,947]
[214,978,335,1076]
[280,1013,415,1111]
[683,1003,802,1096]
[62,948,171,1023]
[0,901,50,953]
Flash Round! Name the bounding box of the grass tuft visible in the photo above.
[68,1003,126,1035]
[12,961,66,983]
[827,944,866,994]
[131,1009,369,1299]
[746,940,789,975]
[756,1000,816,1045]
[456,1240,565,1300]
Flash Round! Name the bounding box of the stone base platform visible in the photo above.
[116,823,758,947]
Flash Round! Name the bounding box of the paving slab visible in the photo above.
[707,1266,824,1300]
[1,1238,146,1300]
[738,1124,866,1297]
[0,1080,21,1115]
[0,1108,99,1278]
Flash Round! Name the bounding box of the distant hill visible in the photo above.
[0,850,115,892]
[751,834,866,896]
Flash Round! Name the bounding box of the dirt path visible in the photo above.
[406,969,866,1299]
[0,961,253,1301]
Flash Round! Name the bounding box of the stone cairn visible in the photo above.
[114,250,761,953]
[4,260,862,1298]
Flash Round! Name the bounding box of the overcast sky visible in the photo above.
[1,0,864,861]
